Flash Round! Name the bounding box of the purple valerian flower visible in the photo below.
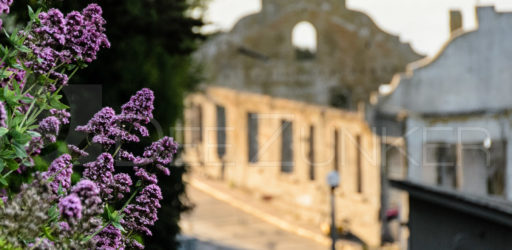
[50,109,71,124]
[42,154,73,193]
[119,88,154,125]
[122,184,163,237]
[76,107,117,145]
[27,136,44,156]
[59,221,71,232]
[38,116,61,143]
[76,106,141,145]
[135,137,179,175]
[119,150,136,162]
[83,153,115,199]
[0,101,6,127]
[113,173,132,200]
[94,225,124,250]
[0,0,12,14]
[71,179,103,216]
[71,179,100,198]
[0,0,12,29]
[48,71,69,92]
[23,4,109,90]
[65,4,110,63]
[59,193,82,220]
[134,167,157,184]
[67,144,89,158]
[35,8,67,46]
[126,240,144,249]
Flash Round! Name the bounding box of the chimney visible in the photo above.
[449,10,463,35]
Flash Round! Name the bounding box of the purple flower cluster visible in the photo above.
[0,0,12,14]
[135,137,179,175]
[83,153,132,201]
[76,107,118,145]
[76,89,156,146]
[50,109,71,124]
[122,184,163,237]
[0,101,6,127]
[30,109,71,154]
[0,0,12,29]
[113,173,132,200]
[134,167,157,184]
[39,116,60,143]
[58,194,82,220]
[70,180,103,216]
[75,107,138,145]
[25,4,110,90]
[119,88,154,125]
[83,153,115,197]
[25,88,179,248]
[94,225,124,250]
[42,154,73,194]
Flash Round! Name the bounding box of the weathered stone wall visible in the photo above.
[183,87,382,246]
[196,0,422,109]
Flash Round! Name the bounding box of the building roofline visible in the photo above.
[390,179,512,227]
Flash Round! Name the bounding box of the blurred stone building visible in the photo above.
[376,6,512,200]
[184,0,422,248]
[185,87,381,246]
[375,6,512,249]
[195,0,421,110]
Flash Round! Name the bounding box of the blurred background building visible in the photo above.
[184,1,512,250]
[375,5,512,250]
[184,0,421,248]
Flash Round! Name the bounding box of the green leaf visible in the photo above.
[13,143,28,158]
[49,96,69,109]
[0,70,13,79]
[5,158,18,170]
[0,177,7,186]
[28,6,34,18]
[26,130,41,138]
[112,221,126,233]
[57,183,65,196]
[0,127,7,137]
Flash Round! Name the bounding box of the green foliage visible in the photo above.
[0,10,70,189]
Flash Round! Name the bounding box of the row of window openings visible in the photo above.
[249,114,364,193]
[425,142,505,196]
[189,105,364,193]
[191,106,505,196]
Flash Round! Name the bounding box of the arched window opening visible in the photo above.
[292,21,317,60]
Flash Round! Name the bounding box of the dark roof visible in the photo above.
[390,179,512,227]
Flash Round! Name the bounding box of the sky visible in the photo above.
[202,0,512,56]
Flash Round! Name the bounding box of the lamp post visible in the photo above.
[327,170,340,250]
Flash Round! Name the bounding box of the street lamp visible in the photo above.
[327,170,339,250]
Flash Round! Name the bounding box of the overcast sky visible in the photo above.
[202,0,512,56]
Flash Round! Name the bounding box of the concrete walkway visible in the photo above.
[180,185,326,250]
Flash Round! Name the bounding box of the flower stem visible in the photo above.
[19,87,43,128]
[1,169,15,179]
[82,222,109,243]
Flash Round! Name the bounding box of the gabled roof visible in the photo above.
[377,6,512,116]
